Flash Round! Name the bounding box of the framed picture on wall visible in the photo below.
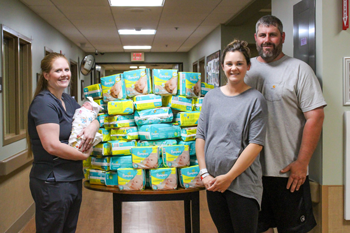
[206,50,220,87]
[81,80,85,101]
[344,57,350,105]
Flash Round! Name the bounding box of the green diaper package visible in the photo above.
[83,83,102,99]
[101,73,127,101]
[89,169,106,185]
[180,127,197,141]
[105,171,118,186]
[178,72,201,98]
[110,127,139,140]
[162,145,190,168]
[108,140,136,155]
[118,168,145,191]
[162,95,192,112]
[91,157,110,171]
[109,156,133,170]
[178,140,196,156]
[175,111,200,127]
[134,107,173,126]
[179,165,204,189]
[105,114,136,128]
[107,100,134,115]
[92,142,111,156]
[137,139,177,147]
[133,94,162,110]
[149,168,177,190]
[138,123,181,140]
[132,146,160,169]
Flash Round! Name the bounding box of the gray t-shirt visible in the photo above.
[196,87,267,205]
[245,55,327,177]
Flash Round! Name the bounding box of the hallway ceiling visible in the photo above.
[20,0,270,53]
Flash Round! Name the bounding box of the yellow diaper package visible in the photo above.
[118,168,145,191]
[83,84,102,99]
[181,127,197,141]
[178,165,204,189]
[105,114,136,128]
[89,169,106,185]
[178,72,201,98]
[98,128,111,142]
[131,146,160,169]
[162,95,193,112]
[123,69,152,97]
[108,140,136,156]
[101,73,127,101]
[192,97,203,111]
[107,100,134,115]
[92,142,111,156]
[111,127,139,140]
[201,82,214,96]
[152,69,178,95]
[175,111,201,126]
[83,157,91,168]
[93,99,107,112]
[91,157,110,171]
[162,145,190,168]
[149,168,177,190]
[133,94,162,110]
[84,168,91,180]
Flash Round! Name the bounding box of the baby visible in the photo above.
[193,80,201,97]
[134,73,148,94]
[160,174,177,190]
[186,175,204,188]
[172,152,190,168]
[140,153,158,169]
[164,76,177,94]
[125,174,144,190]
[68,97,103,151]
[110,81,123,99]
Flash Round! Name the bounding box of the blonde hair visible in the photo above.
[221,39,251,66]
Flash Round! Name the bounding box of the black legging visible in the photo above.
[206,190,259,233]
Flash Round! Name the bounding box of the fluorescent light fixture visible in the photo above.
[109,0,164,7]
[118,29,156,35]
[139,66,146,69]
[130,66,138,69]
[124,46,151,50]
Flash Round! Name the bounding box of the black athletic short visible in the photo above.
[258,176,316,233]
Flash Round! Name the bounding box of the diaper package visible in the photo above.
[190,155,198,166]
[91,157,110,171]
[97,113,108,127]
[175,111,201,127]
[118,168,145,191]
[137,139,177,147]
[111,127,139,140]
[110,156,133,170]
[192,97,203,111]
[101,73,127,101]
[92,142,111,156]
[99,128,111,142]
[105,171,119,186]
[107,100,134,115]
[108,140,136,155]
[105,114,136,128]
[133,94,162,110]
[83,157,91,168]
[179,165,204,189]
[181,127,197,141]
[201,82,214,96]
[132,146,160,169]
[149,168,177,190]
[152,69,178,95]
[162,95,193,112]
[162,145,190,168]
[138,123,181,140]
[178,140,196,156]
[178,72,201,98]
[93,99,107,112]
[134,107,173,126]
[89,169,106,185]
[84,167,91,180]
[123,69,152,97]
[84,83,102,99]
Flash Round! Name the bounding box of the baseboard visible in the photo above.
[5,203,34,233]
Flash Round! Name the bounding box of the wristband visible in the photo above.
[201,173,209,180]
[199,168,208,176]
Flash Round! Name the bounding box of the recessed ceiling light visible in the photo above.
[119,29,156,35]
[109,0,164,7]
[130,66,138,69]
[124,46,151,50]
[139,66,146,69]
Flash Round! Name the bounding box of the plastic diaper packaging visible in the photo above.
[83,157,91,168]
[91,156,110,171]
[111,127,139,140]
[89,169,106,185]
[84,83,102,99]
[137,139,177,147]
[107,100,134,115]
[108,140,136,156]
[179,165,204,188]
[132,146,160,169]
[118,168,145,191]
[152,69,178,95]
[162,95,193,112]
[178,72,201,98]
[109,156,133,170]
[192,97,203,111]
[106,114,136,128]
[84,167,91,180]
[190,155,198,166]
[175,111,201,127]
[201,82,214,96]
[138,123,181,140]
[162,145,190,168]
[93,99,107,112]
[105,171,118,187]
[123,69,152,97]
[149,168,177,190]
[98,128,111,142]
[101,73,126,101]
[178,140,196,156]
[97,113,108,127]
[181,127,197,141]
[134,107,173,126]
[92,142,111,156]
[133,94,162,110]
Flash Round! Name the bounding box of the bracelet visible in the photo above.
[199,168,208,176]
[201,173,209,180]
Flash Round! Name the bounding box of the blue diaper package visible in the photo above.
[84,84,102,100]
[97,113,108,127]
[132,146,160,169]
[109,156,133,170]
[110,127,139,140]
[138,123,181,140]
[107,99,134,115]
[178,165,203,188]
[105,114,136,128]
[162,145,190,168]
[162,95,193,112]
[91,157,110,171]
[89,169,106,185]
[152,69,178,95]
[149,168,177,190]
[133,94,162,110]
[92,142,111,156]
[134,107,173,126]
[101,73,127,101]
[178,72,201,98]
[123,69,152,97]
[200,82,214,96]
[105,171,119,186]
[180,127,197,141]
[118,168,145,191]
[137,139,177,147]
[178,140,196,156]
[108,140,136,156]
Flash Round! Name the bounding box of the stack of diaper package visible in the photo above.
[82,68,215,191]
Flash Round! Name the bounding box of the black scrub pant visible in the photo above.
[30,178,82,233]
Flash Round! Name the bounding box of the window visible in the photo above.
[2,25,32,146]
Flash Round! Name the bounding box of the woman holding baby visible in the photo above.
[27,52,100,232]
[196,40,267,232]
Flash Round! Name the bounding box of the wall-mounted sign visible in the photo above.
[131,52,144,62]
[343,0,349,30]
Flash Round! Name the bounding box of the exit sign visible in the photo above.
[131,53,144,62]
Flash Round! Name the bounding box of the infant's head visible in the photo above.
[177,152,190,166]
[130,175,143,190]
[110,81,122,98]
[164,76,177,94]
[134,75,147,93]
[164,174,177,189]
[144,153,158,168]
[82,101,93,110]
[193,80,201,96]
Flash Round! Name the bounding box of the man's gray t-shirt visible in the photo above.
[245,55,327,177]
[196,88,267,205]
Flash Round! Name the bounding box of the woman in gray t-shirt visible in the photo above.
[196,40,267,232]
